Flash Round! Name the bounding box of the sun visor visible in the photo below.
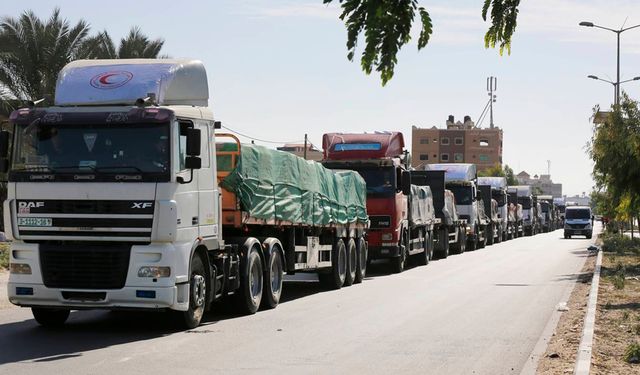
[54,59,209,107]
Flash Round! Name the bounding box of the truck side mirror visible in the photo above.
[186,128,201,156]
[185,156,202,169]
[401,171,411,196]
[0,130,9,158]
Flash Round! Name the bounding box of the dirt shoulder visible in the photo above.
[591,241,640,374]
[536,248,597,374]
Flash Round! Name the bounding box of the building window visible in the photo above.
[419,154,428,161]
[440,137,450,145]
[420,138,429,144]
[440,153,449,161]
[479,139,489,147]
[479,154,489,162]
[454,153,463,161]
[454,137,463,145]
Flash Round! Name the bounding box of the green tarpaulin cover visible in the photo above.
[219,143,368,226]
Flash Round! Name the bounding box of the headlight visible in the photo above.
[10,263,32,275]
[381,233,393,241]
[138,266,171,278]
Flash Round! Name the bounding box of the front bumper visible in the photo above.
[8,283,179,310]
[368,245,400,259]
[565,228,592,236]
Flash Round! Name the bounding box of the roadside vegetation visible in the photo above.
[0,242,8,270]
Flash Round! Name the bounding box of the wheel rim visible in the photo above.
[249,256,263,302]
[192,274,206,308]
[270,253,283,295]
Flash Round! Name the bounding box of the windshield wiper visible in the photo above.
[51,165,97,172]
[96,166,144,173]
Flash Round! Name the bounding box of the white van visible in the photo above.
[563,206,593,239]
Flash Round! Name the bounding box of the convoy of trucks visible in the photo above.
[0,59,578,329]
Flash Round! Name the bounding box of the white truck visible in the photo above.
[564,206,593,239]
[1,59,369,328]
[478,176,511,242]
[509,185,537,236]
[425,164,488,250]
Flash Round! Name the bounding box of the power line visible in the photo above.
[220,124,303,145]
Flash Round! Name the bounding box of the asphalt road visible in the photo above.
[0,227,597,375]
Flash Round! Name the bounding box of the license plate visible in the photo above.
[18,217,53,227]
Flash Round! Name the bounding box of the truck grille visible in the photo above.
[569,224,587,229]
[16,199,153,242]
[40,242,131,289]
[369,215,392,229]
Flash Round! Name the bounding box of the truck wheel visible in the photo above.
[234,245,263,314]
[436,228,449,259]
[495,228,502,244]
[344,238,357,287]
[457,228,466,254]
[427,230,435,261]
[261,247,283,310]
[486,225,494,246]
[355,237,367,284]
[319,238,346,289]
[178,253,207,328]
[32,308,70,327]
[417,229,429,266]
[467,229,478,251]
[391,230,408,273]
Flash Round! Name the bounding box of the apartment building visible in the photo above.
[412,115,503,171]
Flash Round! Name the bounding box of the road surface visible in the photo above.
[0,228,596,374]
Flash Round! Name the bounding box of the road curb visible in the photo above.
[574,249,603,375]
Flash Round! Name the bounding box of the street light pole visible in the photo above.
[587,75,640,103]
[579,21,640,105]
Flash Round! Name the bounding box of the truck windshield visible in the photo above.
[354,167,396,197]
[10,122,170,182]
[492,191,506,206]
[565,209,591,220]
[447,185,473,205]
[518,197,532,209]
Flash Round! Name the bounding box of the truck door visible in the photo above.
[195,121,218,239]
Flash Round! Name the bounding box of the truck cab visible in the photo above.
[478,177,510,241]
[425,163,487,250]
[322,132,431,273]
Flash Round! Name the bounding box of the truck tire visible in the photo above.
[467,228,478,251]
[344,238,357,287]
[436,228,450,259]
[450,227,464,254]
[178,253,207,328]
[391,229,409,273]
[261,246,284,310]
[354,237,367,284]
[234,245,263,314]
[487,224,494,246]
[426,230,435,261]
[319,238,347,289]
[495,227,502,244]
[32,308,70,327]
[417,229,429,266]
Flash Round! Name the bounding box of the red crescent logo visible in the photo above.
[90,71,133,89]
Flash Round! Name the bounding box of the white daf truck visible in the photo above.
[1,59,369,328]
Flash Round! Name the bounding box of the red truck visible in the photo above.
[322,132,436,273]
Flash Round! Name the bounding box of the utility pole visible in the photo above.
[547,160,551,176]
[487,76,497,128]
[304,133,308,160]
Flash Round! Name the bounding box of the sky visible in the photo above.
[4,1,640,196]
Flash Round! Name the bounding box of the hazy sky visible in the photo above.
[4,1,640,195]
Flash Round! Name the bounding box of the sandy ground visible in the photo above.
[0,270,12,310]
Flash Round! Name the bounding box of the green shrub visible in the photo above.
[613,273,626,289]
[0,246,8,270]
[602,233,640,254]
[624,342,640,363]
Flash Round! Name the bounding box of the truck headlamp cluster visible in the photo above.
[381,233,393,241]
[10,263,32,275]
[138,266,171,278]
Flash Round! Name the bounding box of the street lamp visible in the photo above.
[579,21,640,105]
[587,75,640,103]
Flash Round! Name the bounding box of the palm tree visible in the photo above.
[0,8,99,102]
[88,27,165,59]
[0,9,165,104]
